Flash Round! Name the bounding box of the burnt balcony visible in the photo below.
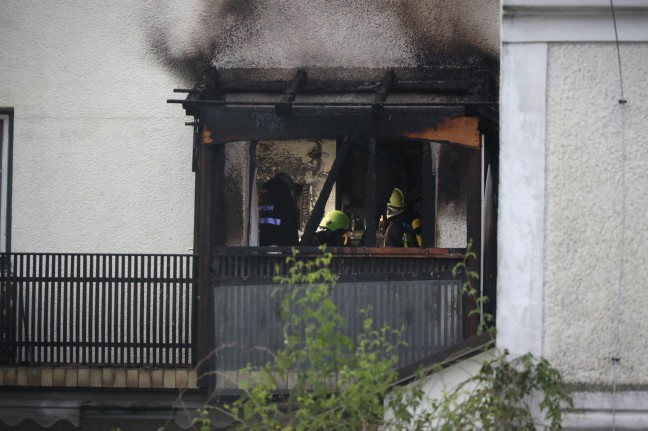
[207,246,469,393]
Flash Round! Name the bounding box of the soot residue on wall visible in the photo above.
[392,0,499,68]
[143,0,260,82]
[144,0,499,81]
[437,144,468,205]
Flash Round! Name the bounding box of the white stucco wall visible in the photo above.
[0,1,195,253]
[544,43,648,386]
[501,1,648,427]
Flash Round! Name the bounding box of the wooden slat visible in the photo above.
[402,116,480,148]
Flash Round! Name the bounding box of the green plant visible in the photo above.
[453,238,493,337]
[417,350,573,431]
[415,240,573,430]
[189,244,572,431]
[216,246,408,430]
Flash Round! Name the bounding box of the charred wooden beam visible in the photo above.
[181,69,219,116]
[372,70,395,115]
[176,79,485,97]
[464,145,482,339]
[275,70,307,116]
[299,138,351,246]
[395,80,483,95]
[364,138,377,246]
[169,100,492,108]
[472,105,499,132]
[213,143,225,246]
[195,141,216,386]
[481,128,499,327]
[202,107,465,145]
[421,142,435,247]
[191,119,199,172]
[395,332,492,385]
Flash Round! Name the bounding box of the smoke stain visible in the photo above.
[144,0,498,83]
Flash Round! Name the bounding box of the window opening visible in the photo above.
[250,135,477,251]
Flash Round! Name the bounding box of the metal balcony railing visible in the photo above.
[0,253,196,368]
[208,247,468,392]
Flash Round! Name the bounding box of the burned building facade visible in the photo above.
[165,0,501,393]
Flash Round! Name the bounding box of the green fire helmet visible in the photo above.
[388,188,406,209]
[319,210,351,232]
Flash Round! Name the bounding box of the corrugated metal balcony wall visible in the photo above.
[208,246,467,393]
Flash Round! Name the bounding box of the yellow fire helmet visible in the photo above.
[319,210,351,232]
[388,187,406,209]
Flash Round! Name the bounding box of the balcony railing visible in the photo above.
[208,246,467,392]
[0,253,196,368]
[0,247,469,386]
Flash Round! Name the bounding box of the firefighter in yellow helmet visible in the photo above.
[381,188,419,247]
[311,210,351,247]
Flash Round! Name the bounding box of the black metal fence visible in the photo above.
[0,253,195,367]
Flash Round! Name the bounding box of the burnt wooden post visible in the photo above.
[195,127,216,385]
[364,138,377,247]
[276,70,307,116]
[299,138,351,246]
[464,142,482,339]
[372,70,394,115]
[421,142,436,247]
[481,126,499,325]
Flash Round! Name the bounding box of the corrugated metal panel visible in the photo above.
[209,248,466,391]
[212,279,462,388]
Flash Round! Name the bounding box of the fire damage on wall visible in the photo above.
[161,0,500,393]
[168,64,499,389]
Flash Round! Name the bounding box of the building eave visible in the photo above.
[503,0,648,42]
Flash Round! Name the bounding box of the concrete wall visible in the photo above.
[544,43,648,386]
[501,1,648,427]
[0,1,195,253]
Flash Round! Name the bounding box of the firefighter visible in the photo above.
[311,210,351,247]
[381,187,419,247]
[258,172,300,246]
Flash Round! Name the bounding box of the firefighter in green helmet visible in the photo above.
[311,210,351,247]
